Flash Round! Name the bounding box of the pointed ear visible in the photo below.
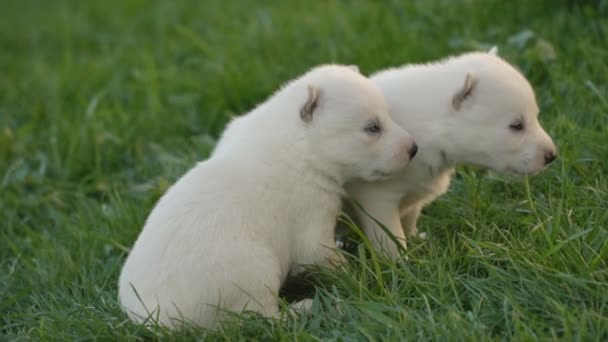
[300,85,320,123]
[347,65,360,73]
[488,46,498,56]
[452,73,478,110]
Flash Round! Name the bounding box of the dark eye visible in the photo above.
[364,121,382,134]
[509,121,524,131]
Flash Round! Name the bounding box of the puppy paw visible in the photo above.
[290,299,313,314]
[408,227,427,240]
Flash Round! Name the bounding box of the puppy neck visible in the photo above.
[257,135,346,199]
[416,141,455,177]
[305,156,347,197]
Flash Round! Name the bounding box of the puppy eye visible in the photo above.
[364,120,382,134]
[509,121,524,131]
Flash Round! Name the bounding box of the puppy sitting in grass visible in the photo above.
[346,48,557,259]
[118,65,418,328]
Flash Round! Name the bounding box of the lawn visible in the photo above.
[1,0,607,340]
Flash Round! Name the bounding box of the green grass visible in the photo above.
[1,0,607,340]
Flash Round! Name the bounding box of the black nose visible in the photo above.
[408,143,418,159]
[544,151,556,165]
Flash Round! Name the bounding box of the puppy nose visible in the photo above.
[544,151,556,165]
[408,143,418,159]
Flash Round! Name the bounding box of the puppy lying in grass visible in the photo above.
[346,48,557,259]
[118,64,418,328]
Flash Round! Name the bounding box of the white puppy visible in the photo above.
[346,48,557,258]
[118,65,417,328]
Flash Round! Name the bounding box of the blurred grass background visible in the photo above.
[1,0,607,339]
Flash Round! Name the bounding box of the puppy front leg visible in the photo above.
[309,237,346,270]
[291,228,346,275]
[400,203,423,238]
[351,198,406,260]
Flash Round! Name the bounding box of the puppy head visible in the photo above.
[300,65,417,182]
[446,53,556,174]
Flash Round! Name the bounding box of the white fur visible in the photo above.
[118,65,416,328]
[346,51,557,259]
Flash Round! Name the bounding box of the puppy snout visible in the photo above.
[544,150,556,165]
[408,143,418,159]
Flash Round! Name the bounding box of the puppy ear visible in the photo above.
[452,73,478,110]
[300,85,320,123]
[347,65,360,73]
[488,46,498,56]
